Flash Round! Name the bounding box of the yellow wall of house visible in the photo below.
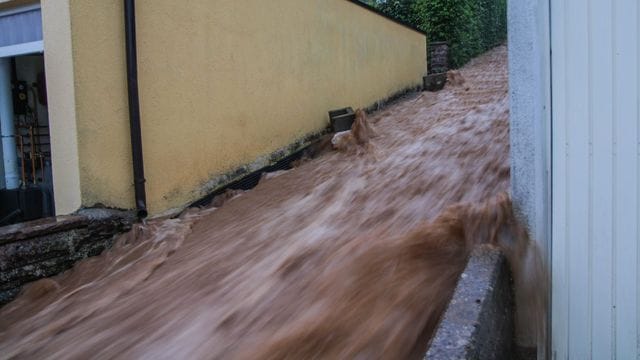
[45,0,427,214]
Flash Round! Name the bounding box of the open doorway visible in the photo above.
[0,54,53,226]
[0,3,53,226]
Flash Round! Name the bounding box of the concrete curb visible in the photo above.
[426,245,514,360]
[0,209,134,306]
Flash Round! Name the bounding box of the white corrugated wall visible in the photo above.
[551,0,640,358]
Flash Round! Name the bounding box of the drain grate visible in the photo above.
[189,146,308,208]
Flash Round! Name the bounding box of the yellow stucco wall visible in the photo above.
[47,0,427,214]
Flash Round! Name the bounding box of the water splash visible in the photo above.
[0,46,543,359]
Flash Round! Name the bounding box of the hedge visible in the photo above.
[376,0,507,69]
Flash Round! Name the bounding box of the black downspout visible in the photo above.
[124,0,148,218]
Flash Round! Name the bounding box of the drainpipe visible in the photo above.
[0,58,19,190]
[124,0,147,218]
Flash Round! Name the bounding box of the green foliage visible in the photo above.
[372,0,415,23]
[374,0,507,68]
[361,0,380,6]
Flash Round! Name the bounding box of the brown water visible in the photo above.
[0,46,536,359]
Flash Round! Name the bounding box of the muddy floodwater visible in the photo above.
[0,46,522,359]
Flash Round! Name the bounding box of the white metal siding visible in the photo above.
[551,0,640,358]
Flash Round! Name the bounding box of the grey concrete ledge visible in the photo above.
[0,209,135,306]
[0,216,88,245]
[426,245,514,360]
[0,209,136,245]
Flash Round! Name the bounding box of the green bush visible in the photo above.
[375,0,507,68]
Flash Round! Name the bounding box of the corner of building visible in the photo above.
[41,0,82,215]
[508,0,551,249]
[507,0,552,357]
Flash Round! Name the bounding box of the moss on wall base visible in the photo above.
[189,128,331,208]
[182,84,424,213]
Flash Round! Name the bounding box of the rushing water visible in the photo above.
[0,46,539,359]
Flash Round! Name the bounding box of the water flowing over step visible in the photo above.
[0,46,520,359]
